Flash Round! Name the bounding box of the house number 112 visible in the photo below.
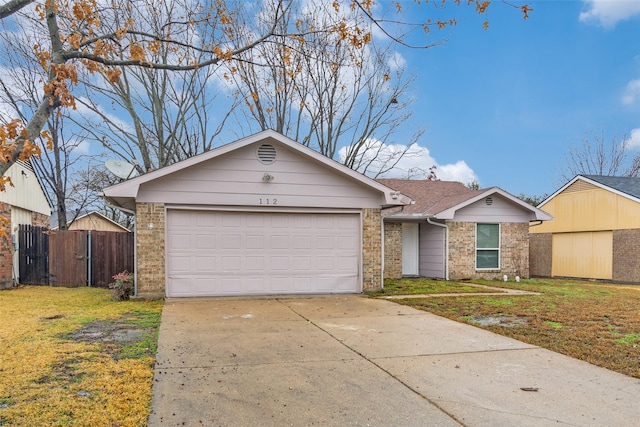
[259,198,277,205]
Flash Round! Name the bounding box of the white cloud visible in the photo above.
[338,140,478,185]
[72,139,92,156]
[579,0,640,28]
[387,51,407,72]
[625,128,640,149]
[621,79,640,105]
[74,96,134,133]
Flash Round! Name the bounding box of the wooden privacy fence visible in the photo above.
[18,226,134,287]
[18,225,49,286]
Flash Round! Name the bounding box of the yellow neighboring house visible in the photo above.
[530,175,640,282]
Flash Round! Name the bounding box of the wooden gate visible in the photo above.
[49,230,88,287]
[18,225,49,285]
[18,227,134,287]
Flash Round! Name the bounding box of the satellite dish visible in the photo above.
[105,160,138,180]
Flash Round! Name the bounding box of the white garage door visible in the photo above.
[166,210,360,297]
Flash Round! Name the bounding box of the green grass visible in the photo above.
[544,320,563,330]
[121,310,162,359]
[383,278,640,378]
[368,278,497,296]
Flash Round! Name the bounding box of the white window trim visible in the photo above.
[475,223,501,270]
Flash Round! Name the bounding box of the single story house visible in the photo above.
[103,130,412,298]
[51,210,131,232]
[0,160,51,288]
[377,179,552,281]
[530,175,640,282]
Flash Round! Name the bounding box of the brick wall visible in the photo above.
[529,232,552,277]
[383,222,402,279]
[448,221,530,280]
[0,203,12,289]
[613,229,640,283]
[31,212,50,228]
[448,222,475,280]
[135,203,165,299]
[362,208,382,291]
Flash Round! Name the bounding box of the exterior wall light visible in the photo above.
[262,173,275,182]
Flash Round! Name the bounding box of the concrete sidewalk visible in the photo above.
[148,296,640,426]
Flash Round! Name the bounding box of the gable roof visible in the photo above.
[376,179,479,215]
[377,179,551,221]
[539,175,640,208]
[51,210,130,232]
[581,175,640,200]
[103,130,412,211]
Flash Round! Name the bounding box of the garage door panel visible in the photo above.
[338,235,357,250]
[167,211,360,297]
[552,231,612,280]
[293,256,311,270]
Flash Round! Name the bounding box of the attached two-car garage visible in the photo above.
[103,130,409,298]
[165,210,361,297]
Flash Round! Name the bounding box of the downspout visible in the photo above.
[380,212,385,290]
[426,217,449,281]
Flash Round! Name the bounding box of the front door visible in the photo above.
[402,223,419,276]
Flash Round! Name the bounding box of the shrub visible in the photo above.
[109,270,134,301]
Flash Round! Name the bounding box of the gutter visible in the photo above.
[426,217,449,281]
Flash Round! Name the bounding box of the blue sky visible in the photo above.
[388,0,640,197]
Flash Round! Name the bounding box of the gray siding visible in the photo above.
[453,195,535,223]
[419,222,445,278]
[137,143,384,209]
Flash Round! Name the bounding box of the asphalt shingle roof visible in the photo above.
[582,175,640,200]
[376,179,482,216]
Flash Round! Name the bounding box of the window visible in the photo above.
[476,223,500,269]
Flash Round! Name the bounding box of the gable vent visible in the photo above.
[485,197,493,206]
[257,144,277,164]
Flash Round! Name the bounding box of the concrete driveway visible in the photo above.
[149,296,640,426]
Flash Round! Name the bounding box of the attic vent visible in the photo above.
[485,197,493,206]
[257,144,277,164]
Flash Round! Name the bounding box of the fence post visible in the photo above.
[87,230,92,287]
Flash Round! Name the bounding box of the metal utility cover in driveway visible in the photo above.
[166,210,360,297]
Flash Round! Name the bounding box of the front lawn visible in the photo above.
[383,278,640,378]
[0,286,162,426]
[369,277,497,296]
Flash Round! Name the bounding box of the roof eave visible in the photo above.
[102,130,413,209]
[434,187,553,221]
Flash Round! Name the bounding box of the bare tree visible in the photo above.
[561,130,640,182]
[66,163,133,229]
[0,22,94,229]
[69,0,241,172]
[0,0,532,177]
[227,0,423,177]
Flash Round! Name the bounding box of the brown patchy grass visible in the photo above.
[383,278,640,378]
[0,286,162,426]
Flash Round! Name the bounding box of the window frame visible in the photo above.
[475,223,501,270]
